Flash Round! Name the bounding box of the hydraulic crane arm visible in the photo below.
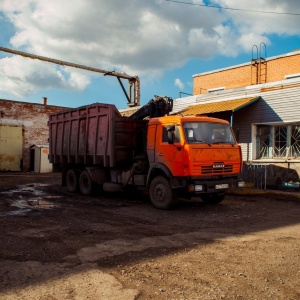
[0,46,140,106]
[130,95,173,119]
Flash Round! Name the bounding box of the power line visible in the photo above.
[164,0,300,16]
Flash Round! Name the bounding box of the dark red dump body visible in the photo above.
[49,103,142,168]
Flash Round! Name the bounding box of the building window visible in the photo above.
[256,124,300,159]
[291,125,300,157]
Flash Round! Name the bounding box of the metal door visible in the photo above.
[0,125,23,171]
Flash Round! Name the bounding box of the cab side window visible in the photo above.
[162,126,181,143]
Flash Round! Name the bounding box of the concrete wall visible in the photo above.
[0,99,67,172]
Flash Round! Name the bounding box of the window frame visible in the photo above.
[254,122,300,160]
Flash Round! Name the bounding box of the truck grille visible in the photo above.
[201,164,233,175]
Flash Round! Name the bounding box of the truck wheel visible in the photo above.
[66,169,78,193]
[201,192,225,205]
[79,170,93,195]
[149,176,177,209]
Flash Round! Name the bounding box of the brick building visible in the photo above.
[193,49,300,95]
[0,98,66,172]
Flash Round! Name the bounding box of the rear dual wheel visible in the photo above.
[66,169,93,195]
[66,169,78,193]
[79,170,93,195]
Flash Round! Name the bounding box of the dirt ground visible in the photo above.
[0,172,299,300]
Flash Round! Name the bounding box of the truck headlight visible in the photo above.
[195,185,203,192]
[238,181,245,188]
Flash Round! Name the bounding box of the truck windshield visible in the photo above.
[183,122,235,144]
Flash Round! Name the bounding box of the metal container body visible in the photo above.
[49,103,139,168]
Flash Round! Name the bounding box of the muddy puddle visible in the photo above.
[0,183,62,216]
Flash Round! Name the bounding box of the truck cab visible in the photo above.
[146,115,244,208]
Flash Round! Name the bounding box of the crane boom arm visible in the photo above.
[130,95,173,119]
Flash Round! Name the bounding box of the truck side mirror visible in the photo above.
[167,125,175,144]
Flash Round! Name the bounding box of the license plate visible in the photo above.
[215,183,229,189]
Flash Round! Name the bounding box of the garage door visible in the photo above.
[0,125,23,171]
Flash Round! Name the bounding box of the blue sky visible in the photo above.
[0,0,299,110]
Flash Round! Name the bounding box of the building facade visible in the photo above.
[0,98,66,172]
[173,50,300,188]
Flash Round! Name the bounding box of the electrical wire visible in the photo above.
[164,0,300,16]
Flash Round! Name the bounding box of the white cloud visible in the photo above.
[0,0,299,98]
[215,0,300,36]
[0,56,90,97]
[174,78,184,90]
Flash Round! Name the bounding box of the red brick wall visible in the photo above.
[193,52,300,95]
[0,99,67,171]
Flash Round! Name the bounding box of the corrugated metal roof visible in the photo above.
[179,96,261,116]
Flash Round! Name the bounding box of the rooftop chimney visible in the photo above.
[43,97,47,105]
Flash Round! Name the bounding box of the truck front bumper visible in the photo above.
[188,179,245,194]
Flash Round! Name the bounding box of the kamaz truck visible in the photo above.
[49,96,244,209]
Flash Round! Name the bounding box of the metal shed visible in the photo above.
[30,145,52,173]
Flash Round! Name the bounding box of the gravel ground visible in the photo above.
[0,172,299,300]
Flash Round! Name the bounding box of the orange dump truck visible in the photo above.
[49,97,244,209]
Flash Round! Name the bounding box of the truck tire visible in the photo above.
[103,182,122,192]
[201,192,225,205]
[79,170,93,195]
[149,176,177,210]
[66,169,78,193]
